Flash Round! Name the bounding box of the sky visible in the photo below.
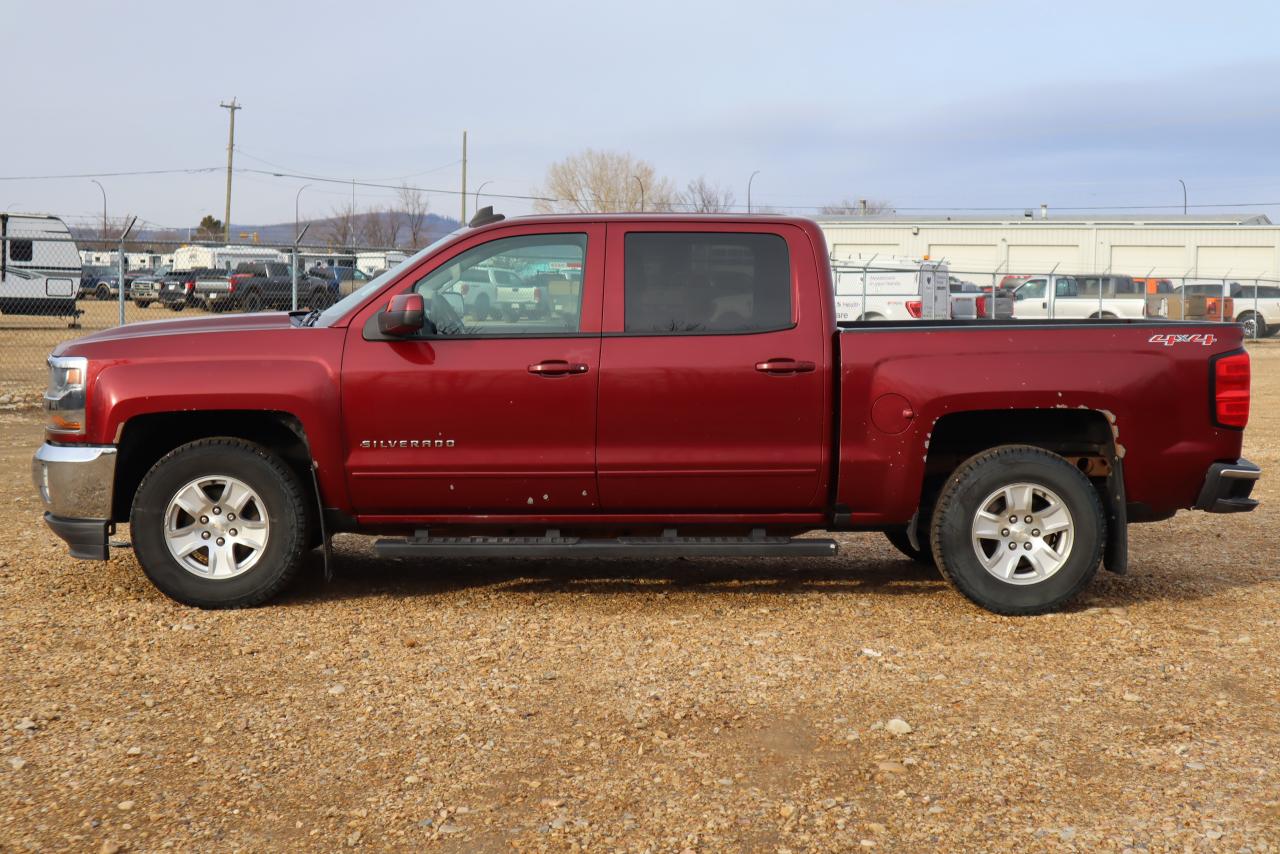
[4,0,1280,231]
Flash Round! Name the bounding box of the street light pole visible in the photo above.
[633,175,645,212]
[295,183,312,242]
[90,179,107,237]
[747,170,760,213]
[1178,178,1187,215]
[474,180,493,212]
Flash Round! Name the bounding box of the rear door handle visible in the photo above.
[528,360,589,377]
[755,358,815,375]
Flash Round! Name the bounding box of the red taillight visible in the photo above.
[1214,352,1250,428]
[974,295,988,317]
[534,287,543,304]
[184,280,194,292]
[905,299,922,318]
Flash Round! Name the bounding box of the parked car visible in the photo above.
[159,268,219,311]
[128,265,173,308]
[1169,282,1279,337]
[308,265,371,297]
[1166,283,1237,325]
[1011,274,1150,319]
[444,265,545,321]
[33,214,1260,617]
[949,279,1014,319]
[195,262,331,312]
[79,265,116,300]
[1228,283,1280,337]
[79,266,125,300]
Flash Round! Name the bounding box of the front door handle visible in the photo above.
[528,360,589,377]
[755,358,816,375]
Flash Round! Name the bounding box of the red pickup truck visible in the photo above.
[33,212,1260,615]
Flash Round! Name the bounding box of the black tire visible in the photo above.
[134,300,152,309]
[243,289,265,312]
[130,438,310,608]
[96,285,112,300]
[1088,311,1118,319]
[502,306,520,323]
[884,528,936,567]
[1238,312,1266,339]
[168,302,185,312]
[930,444,1105,616]
[472,293,491,321]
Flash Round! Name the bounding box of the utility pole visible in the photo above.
[460,130,468,226]
[219,98,241,243]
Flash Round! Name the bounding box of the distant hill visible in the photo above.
[70,211,461,250]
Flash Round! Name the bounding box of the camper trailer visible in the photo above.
[0,214,81,319]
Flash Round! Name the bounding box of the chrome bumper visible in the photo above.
[32,443,116,521]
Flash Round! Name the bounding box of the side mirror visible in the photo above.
[378,293,425,337]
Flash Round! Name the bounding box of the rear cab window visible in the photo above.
[621,232,792,334]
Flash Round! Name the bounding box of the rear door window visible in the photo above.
[623,233,792,334]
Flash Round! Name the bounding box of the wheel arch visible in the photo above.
[921,408,1125,572]
[112,410,315,524]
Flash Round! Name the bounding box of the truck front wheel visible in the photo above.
[130,438,310,608]
[930,445,1104,615]
[884,528,936,568]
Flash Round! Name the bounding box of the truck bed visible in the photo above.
[834,318,1245,525]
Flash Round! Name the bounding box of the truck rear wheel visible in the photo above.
[930,445,1104,615]
[130,438,310,608]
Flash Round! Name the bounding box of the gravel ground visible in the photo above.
[2,345,1278,853]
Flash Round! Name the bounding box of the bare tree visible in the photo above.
[535,149,679,213]
[360,206,402,248]
[681,176,736,213]
[820,198,894,216]
[397,183,430,249]
[326,202,358,248]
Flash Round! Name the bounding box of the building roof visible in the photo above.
[813,212,1274,227]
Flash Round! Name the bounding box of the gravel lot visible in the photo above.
[2,344,1278,853]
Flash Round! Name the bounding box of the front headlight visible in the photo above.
[45,355,88,434]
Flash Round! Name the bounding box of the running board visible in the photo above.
[373,528,839,559]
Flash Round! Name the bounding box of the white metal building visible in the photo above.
[816,213,1280,282]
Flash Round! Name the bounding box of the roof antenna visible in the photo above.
[468,205,505,228]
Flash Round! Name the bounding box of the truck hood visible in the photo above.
[53,312,296,355]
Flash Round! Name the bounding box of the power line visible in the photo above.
[234,147,462,184]
[0,167,221,181]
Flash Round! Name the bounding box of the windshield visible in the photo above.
[310,228,467,327]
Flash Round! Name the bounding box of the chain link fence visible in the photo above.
[0,228,404,409]
[2,230,1275,412]
[831,261,1278,336]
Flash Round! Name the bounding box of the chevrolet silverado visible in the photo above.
[33,212,1261,614]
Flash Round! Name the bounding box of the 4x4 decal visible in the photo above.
[1148,333,1217,347]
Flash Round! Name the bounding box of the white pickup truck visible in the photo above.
[447,265,545,321]
[1010,274,1150,319]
